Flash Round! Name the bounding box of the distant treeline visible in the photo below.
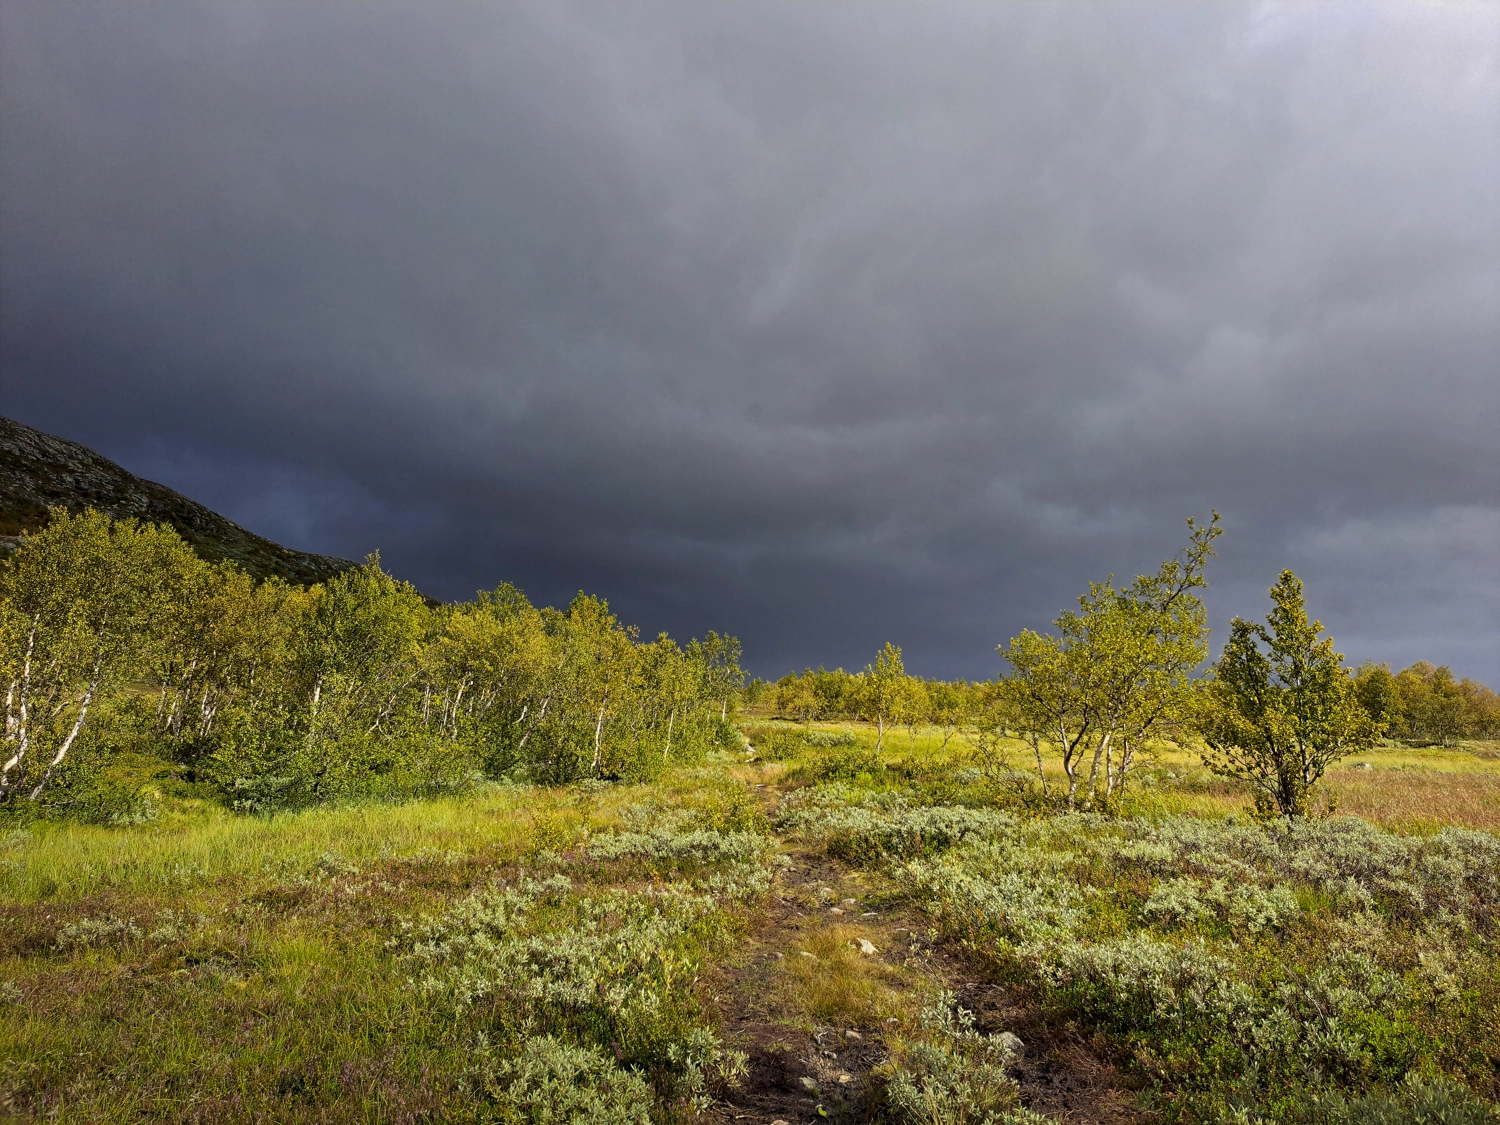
[1353,661,1499,746]
[1,510,743,819]
[758,659,1500,747]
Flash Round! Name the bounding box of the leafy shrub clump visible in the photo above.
[780,794,1016,863]
[744,725,858,763]
[466,1035,655,1124]
[805,730,859,749]
[777,740,885,784]
[1307,1074,1499,1125]
[879,992,1044,1125]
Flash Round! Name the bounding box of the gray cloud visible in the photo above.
[3,1,1497,680]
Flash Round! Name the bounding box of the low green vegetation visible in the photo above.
[783,782,1500,1120]
[2,509,1498,1122]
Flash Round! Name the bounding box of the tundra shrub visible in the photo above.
[780,796,1015,863]
[400,819,767,1116]
[786,799,1500,1118]
[467,1035,654,1125]
[879,992,1040,1125]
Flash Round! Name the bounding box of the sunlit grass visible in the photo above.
[1,785,550,902]
[773,919,914,1031]
[758,718,1500,831]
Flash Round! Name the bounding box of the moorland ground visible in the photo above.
[3,723,1498,1124]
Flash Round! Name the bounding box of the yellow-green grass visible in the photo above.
[3,785,551,903]
[0,766,774,1121]
[772,918,914,1031]
[758,717,1500,831]
[0,765,776,904]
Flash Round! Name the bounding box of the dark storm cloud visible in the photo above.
[3,1,1497,680]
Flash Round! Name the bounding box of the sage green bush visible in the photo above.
[395,816,767,1118]
[879,992,1044,1125]
[787,793,1500,1121]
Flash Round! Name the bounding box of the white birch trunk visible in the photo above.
[28,651,103,801]
[591,693,608,774]
[0,619,39,799]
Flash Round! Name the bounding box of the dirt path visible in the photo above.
[706,786,1144,1124]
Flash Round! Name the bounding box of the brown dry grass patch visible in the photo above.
[1325,767,1500,832]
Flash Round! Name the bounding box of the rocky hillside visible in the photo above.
[0,415,354,585]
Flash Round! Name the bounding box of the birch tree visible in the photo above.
[998,514,1221,807]
[1,510,192,802]
[859,643,912,752]
[697,631,744,724]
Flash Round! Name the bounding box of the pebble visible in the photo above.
[855,938,878,955]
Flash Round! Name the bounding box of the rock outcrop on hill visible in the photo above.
[0,415,354,585]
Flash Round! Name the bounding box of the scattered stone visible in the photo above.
[799,950,815,958]
[844,1029,863,1041]
[840,898,858,907]
[998,1031,1024,1056]
[829,907,844,914]
[855,938,878,955]
[860,911,878,917]
[838,1072,852,1084]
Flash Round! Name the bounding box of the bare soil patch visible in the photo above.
[708,840,1145,1124]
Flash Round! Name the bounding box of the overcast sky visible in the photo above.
[2,1,1497,682]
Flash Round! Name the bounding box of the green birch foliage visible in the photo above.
[860,642,917,751]
[1381,660,1500,744]
[1354,662,1403,734]
[1,511,745,816]
[696,630,744,724]
[1200,569,1379,818]
[211,557,453,811]
[0,509,198,805]
[998,514,1221,807]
